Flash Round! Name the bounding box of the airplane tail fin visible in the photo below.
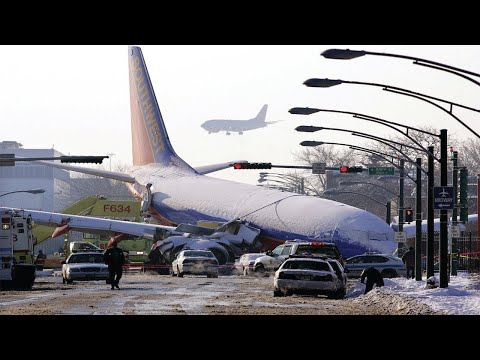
[254,104,268,122]
[128,46,196,172]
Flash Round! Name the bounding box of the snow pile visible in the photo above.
[349,273,480,315]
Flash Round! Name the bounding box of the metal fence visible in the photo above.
[406,229,480,273]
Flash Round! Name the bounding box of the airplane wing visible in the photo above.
[1,207,176,241]
[31,160,136,183]
[193,160,248,175]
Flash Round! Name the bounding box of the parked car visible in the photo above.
[237,253,266,275]
[273,257,345,299]
[61,252,109,284]
[326,258,348,290]
[344,253,407,278]
[171,249,219,278]
[254,240,342,274]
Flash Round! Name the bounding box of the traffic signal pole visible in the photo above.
[398,159,405,256]
[415,157,422,281]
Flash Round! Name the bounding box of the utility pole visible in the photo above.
[398,159,405,256]
[451,151,458,276]
[415,157,422,280]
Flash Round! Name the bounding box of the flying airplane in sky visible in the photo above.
[1,46,396,262]
[200,105,281,135]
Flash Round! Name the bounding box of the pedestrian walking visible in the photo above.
[402,247,415,279]
[103,243,125,290]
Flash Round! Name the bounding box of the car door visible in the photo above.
[275,245,293,269]
[266,246,284,270]
[345,256,367,277]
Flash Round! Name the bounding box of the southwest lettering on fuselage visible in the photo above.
[131,56,164,155]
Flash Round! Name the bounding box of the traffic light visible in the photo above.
[60,156,107,164]
[405,208,414,223]
[233,162,272,170]
[339,166,363,173]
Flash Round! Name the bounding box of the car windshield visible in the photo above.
[184,251,214,258]
[296,245,338,258]
[68,254,105,264]
[282,260,330,271]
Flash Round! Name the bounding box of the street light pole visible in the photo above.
[415,157,423,280]
[398,159,405,256]
[439,129,449,288]
[427,146,435,279]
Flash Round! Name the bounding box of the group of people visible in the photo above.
[360,246,416,295]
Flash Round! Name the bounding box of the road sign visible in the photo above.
[312,162,326,175]
[451,225,460,238]
[394,232,407,243]
[368,166,394,176]
[433,186,454,210]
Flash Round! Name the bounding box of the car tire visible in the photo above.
[381,269,397,278]
[334,289,346,300]
[66,278,73,284]
[62,276,66,284]
[177,267,184,277]
[254,264,265,274]
[273,289,284,297]
[170,269,176,277]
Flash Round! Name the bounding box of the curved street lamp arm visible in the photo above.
[306,140,417,182]
[324,190,387,207]
[362,50,480,80]
[352,133,428,175]
[339,181,398,197]
[344,80,480,114]
[348,146,416,183]
[353,115,439,160]
[384,88,480,139]
[414,61,480,88]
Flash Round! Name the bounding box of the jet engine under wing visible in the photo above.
[0,207,176,241]
[194,160,248,175]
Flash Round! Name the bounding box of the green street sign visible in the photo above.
[368,167,395,176]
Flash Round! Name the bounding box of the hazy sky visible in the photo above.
[2,45,480,185]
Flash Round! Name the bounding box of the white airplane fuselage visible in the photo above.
[129,164,396,258]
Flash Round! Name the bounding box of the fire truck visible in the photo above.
[0,209,36,290]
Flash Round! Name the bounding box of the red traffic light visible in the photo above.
[339,166,363,173]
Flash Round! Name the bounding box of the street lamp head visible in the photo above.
[321,48,366,60]
[27,189,46,194]
[295,126,323,133]
[289,107,321,115]
[304,78,343,88]
[300,141,324,147]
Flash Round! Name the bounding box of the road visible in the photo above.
[0,272,439,315]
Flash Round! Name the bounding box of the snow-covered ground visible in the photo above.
[351,272,480,315]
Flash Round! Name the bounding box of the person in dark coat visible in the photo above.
[103,243,125,290]
[360,267,384,294]
[402,247,415,279]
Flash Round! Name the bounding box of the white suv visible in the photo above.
[253,241,342,274]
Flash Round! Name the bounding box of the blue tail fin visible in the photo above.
[128,46,195,172]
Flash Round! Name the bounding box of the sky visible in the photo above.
[1,45,480,186]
